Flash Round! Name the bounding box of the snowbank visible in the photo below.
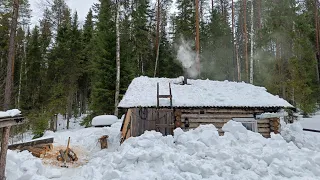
[6,120,320,180]
[92,115,118,126]
[282,121,320,152]
[0,109,21,118]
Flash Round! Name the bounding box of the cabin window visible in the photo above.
[232,118,257,132]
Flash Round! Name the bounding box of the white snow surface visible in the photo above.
[0,109,21,118]
[118,76,293,108]
[92,115,118,126]
[6,119,320,180]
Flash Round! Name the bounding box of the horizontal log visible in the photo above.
[0,116,24,122]
[257,119,270,123]
[181,118,230,123]
[258,128,271,133]
[8,138,54,150]
[181,114,254,119]
[155,124,174,128]
[186,122,226,128]
[180,109,264,114]
[0,119,25,128]
[257,124,270,128]
[260,132,271,138]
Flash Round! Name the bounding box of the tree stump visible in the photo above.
[99,135,109,149]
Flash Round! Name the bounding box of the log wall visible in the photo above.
[123,108,280,139]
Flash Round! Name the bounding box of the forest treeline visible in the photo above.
[0,0,319,135]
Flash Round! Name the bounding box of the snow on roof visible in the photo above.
[118,76,293,109]
[0,109,21,118]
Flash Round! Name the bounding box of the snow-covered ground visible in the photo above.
[299,111,320,130]
[6,113,320,180]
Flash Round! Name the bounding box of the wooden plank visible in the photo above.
[0,115,24,122]
[0,119,25,128]
[303,128,320,133]
[121,109,132,139]
[158,95,172,98]
[8,138,54,150]
[258,128,270,133]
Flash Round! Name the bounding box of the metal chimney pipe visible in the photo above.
[183,68,188,85]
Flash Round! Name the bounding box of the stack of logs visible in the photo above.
[8,138,54,158]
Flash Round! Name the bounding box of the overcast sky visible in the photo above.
[29,0,98,26]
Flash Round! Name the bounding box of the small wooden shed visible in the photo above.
[119,76,294,142]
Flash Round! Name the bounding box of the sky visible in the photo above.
[29,0,98,26]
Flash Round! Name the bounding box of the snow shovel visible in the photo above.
[61,137,71,168]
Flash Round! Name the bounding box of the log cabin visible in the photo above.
[118,76,294,142]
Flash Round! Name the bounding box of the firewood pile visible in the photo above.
[8,138,54,158]
[56,148,78,162]
[56,137,78,165]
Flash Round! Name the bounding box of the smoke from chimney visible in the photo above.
[177,38,199,79]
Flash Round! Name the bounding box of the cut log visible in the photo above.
[27,147,47,158]
[8,138,54,150]
[99,135,109,149]
[33,144,53,152]
[67,148,78,161]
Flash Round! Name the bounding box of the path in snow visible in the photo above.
[300,111,320,130]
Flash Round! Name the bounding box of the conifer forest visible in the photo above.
[1,0,320,135]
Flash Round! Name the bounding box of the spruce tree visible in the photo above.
[90,0,116,116]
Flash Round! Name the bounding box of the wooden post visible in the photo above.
[0,126,11,180]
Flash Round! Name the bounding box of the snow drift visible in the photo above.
[7,120,320,180]
[92,115,118,126]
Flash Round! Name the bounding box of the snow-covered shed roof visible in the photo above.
[118,76,293,109]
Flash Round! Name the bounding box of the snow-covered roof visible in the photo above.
[0,109,21,119]
[118,76,293,109]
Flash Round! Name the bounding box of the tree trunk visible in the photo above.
[249,0,254,84]
[195,0,200,76]
[232,0,237,81]
[3,0,19,110]
[0,127,11,180]
[114,0,121,116]
[154,0,161,77]
[67,91,73,129]
[243,0,248,82]
[315,0,320,83]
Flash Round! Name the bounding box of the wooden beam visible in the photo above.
[8,138,54,150]
[0,119,25,128]
[0,126,11,180]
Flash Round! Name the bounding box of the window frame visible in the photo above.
[232,118,258,132]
